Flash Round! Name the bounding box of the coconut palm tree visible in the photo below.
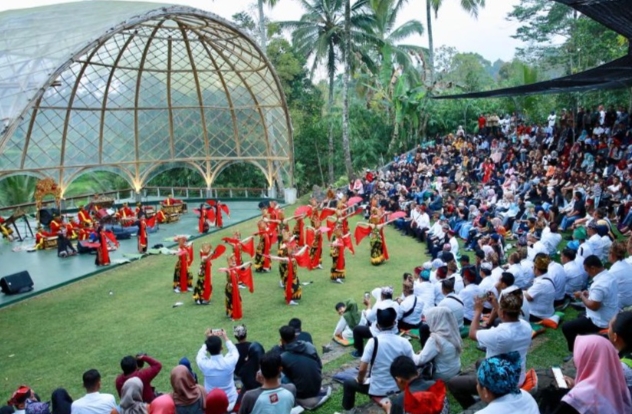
[257,0,281,52]
[280,0,371,184]
[426,0,485,81]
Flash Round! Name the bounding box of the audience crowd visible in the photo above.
[5,106,632,414]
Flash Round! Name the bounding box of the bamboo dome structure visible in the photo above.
[0,1,294,196]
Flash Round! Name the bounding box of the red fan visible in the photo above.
[347,196,363,207]
[294,205,313,217]
[387,211,407,221]
[319,226,331,233]
[211,245,227,260]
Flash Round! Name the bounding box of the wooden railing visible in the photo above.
[0,186,271,215]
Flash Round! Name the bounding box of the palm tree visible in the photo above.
[280,0,370,184]
[257,0,281,52]
[426,0,485,82]
[342,0,353,181]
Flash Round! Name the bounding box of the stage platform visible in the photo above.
[0,200,270,308]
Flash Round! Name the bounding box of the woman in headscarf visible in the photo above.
[170,365,205,414]
[50,389,72,414]
[413,306,462,381]
[237,342,265,402]
[148,395,175,414]
[556,335,632,414]
[475,352,538,413]
[119,378,147,414]
[334,299,362,341]
[204,390,228,414]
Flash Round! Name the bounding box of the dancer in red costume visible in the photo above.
[219,255,253,320]
[173,237,194,293]
[330,223,355,282]
[137,213,148,253]
[197,204,212,234]
[355,206,390,266]
[192,243,226,305]
[207,200,230,228]
[253,218,273,273]
[95,226,118,266]
[268,230,311,306]
[305,216,327,270]
[222,231,254,266]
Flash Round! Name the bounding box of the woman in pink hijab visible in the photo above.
[559,335,632,413]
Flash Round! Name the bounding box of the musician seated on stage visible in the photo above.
[49,215,63,235]
[117,202,135,225]
[77,205,93,227]
[163,194,182,206]
[0,216,15,241]
[35,226,55,250]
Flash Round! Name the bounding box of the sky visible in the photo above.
[2,0,524,63]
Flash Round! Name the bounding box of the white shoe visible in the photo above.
[317,264,323,269]
[238,284,247,289]
[279,280,284,288]
[335,279,344,284]
[289,300,299,306]
[187,287,194,292]
[174,288,181,293]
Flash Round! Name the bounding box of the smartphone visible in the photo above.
[477,292,489,300]
[551,366,567,389]
[364,292,371,300]
[211,328,223,336]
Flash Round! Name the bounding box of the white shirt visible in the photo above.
[476,320,533,386]
[416,212,430,229]
[400,294,424,326]
[599,236,612,261]
[366,299,402,325]
[449,237,459,258]
[575,242,593,267]
[459,283,482,322]
[527,275,555,319]
[413,335,461,381]
[361,332,414,396]
[527,241,547,261]
[564,260,586,296]
[71,392,117,414]
[479,276,498,310]
[587,234,603,260]
[414,280,436,316]
[451,273,464,294]
[507,263,525,288]
[586,270,619,328]
[197,340,240,406]
[610,260,632,309]
[541,230,562,255]
[547,262,567,301]
[438,293,465,328]
[519,259,535,288]
[475,390,539,414]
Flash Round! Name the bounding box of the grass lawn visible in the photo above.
[0,199,577,413]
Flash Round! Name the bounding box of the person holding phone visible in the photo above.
[196,328,239,411]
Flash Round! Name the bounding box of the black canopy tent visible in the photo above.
[434,0,632,100]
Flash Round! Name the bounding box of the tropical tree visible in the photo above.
[426,0,485,81]
[257,0,280,52]
[280,0,370,184]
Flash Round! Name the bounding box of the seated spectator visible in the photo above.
[413,306,462,381]
[236,342,265,402]
[196,329,239,411]
[524,254,556,322]
[148,395,174,414]
[278,325,323,407]
[115,354,162,403]
[475,352,538,413]
[232,325,250,377]
[288,318,313,344]
[541,222,562,256]
[414,264,437,317]
[449,289,532,409]
[608,241,632,309]
[170,365,205,414]
[382,356,447,414]
[506,252,527,289]
[204,390,229,414]
[561,248,586,298]
[238,351,296,414]
[334,299,362,341]
[397,279,424,331]
[459,266,482,325]
[547,256,568,306]
[562,255,619,355]
[71,369,117,414]
[8,386,37,414]
[178,358,197,384]
[119,378,148,414]
[51,389,73,414]
[341,307,414,412]
[352,287,401,357]
[551,336,632,413]
[609,311,632,393]
[437,278,464,329]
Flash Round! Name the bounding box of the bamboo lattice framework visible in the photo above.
[0,1,294,196]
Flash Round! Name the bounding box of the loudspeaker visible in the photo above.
[0,271,34,295]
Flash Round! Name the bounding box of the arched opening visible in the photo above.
[213,161,268,189]
[0,174,39,208]
[64,170,132,198]
[144,162,207,188]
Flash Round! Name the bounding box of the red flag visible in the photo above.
[238,265,254,293]
[241,237,255,257]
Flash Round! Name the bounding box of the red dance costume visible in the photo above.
[193,244,226,304]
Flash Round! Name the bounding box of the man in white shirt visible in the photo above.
[352,287,401,357]
[196,329,239,410]
[586,222,604,261]
[448,285,532,409]
[608,241,632,309]
[561,249,586,297]
[342,307,414,411]
[398,280,423,331]
[459,267,482,325]
[540,223,562,255]
[547,260,567,305]
[524,254,556,321]
[438,278,465,328]
[562,255,619,354]
[71,370,117,414]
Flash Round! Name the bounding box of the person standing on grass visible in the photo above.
[562,255,618,356]
[71,370,117,414]
[115,354,162,403]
